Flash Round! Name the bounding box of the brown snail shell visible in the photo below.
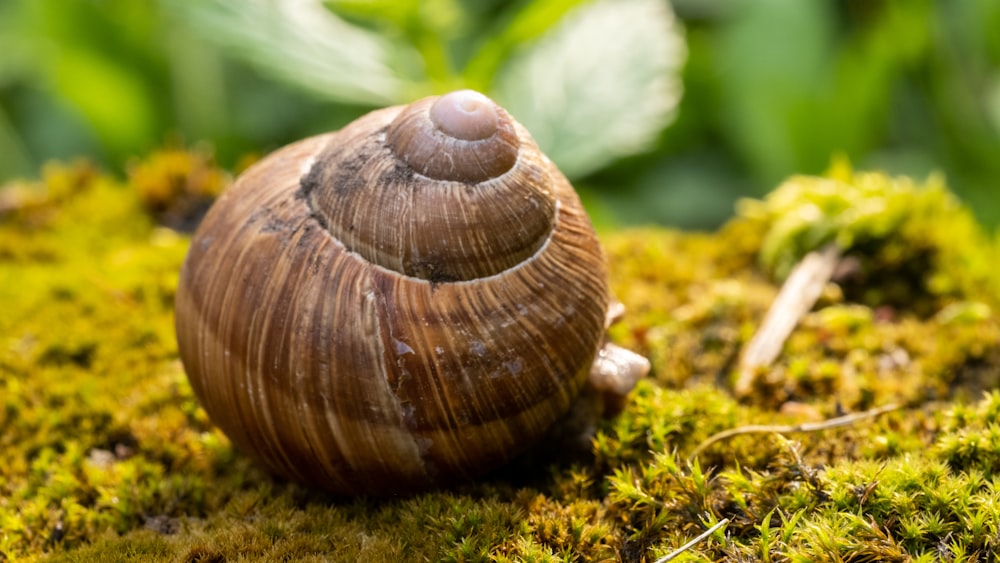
[174,90,615,496]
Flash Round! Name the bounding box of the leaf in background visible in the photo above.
[327,0,465,86]
[0,2,35,179]
[49,48,158,159]
[989,75,1000,134]
[493,0,686,179]
[327,0,459,32]
[7,0,164,168]
[714,0,934,189]
[713,0,832,186]
[163,0,424,106]
[462,0,591,91]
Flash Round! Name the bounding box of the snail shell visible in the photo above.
[174,90,611,496]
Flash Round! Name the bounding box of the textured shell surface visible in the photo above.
[174,90,610,496]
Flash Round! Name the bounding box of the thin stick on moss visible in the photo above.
[688,403,900,462]
[735,242,843,396]
[652,518,730,562]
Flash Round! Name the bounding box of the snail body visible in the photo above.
[175,91,640,496]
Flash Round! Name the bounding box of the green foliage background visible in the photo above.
[1,0,999,229]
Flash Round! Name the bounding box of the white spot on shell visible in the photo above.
[434,346,444,355]
[401,401,414,418]
[395,339,415,356]
[504,359,523,375]
[471,340,487,356]
[300,154,317,177]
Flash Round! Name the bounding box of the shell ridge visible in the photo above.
[304,188,560,287]
[369,270,436,482]
[307,252,357,493]
[268,219,328,482]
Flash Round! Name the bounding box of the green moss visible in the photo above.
[737,159,999,316]
[2,157,1000,561]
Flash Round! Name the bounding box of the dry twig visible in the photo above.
[735,242,843,396]
[688,403,901,462]
[652,518,731,563]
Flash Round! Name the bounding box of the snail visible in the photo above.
[174,90,649,496]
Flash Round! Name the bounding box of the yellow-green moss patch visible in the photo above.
[2,157,1000,561]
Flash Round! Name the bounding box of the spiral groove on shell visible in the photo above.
[174,91,610,495]
[388,89,520,182]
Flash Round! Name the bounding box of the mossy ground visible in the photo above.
[2,154,999,561]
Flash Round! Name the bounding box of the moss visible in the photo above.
[2,156,1000,561]
[737,159,999,316]
[126,147,230,232]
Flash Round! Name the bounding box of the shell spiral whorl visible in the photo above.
[174,90,610,496]
[429,90,499,140]
[304,89,553,282]
[387,89,519,182]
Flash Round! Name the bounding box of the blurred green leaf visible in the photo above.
[462,0,590,91]
[327,0,461,33]
[715,0,933,187]
[988,76,1000,134]
[163,25,227,143]
[493,0,686,179]
[0,108,32,180]
[327,0,465,88]
[0,5,37,86]
[714,0,834,184]
[2,0,174,171]
[163,0,425,106]
[0,2,34,178]
[49,49,157,158]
